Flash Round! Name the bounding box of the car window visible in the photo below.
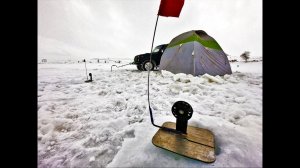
[152,47,160,52]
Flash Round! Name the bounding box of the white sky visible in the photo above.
[38,0,262,61]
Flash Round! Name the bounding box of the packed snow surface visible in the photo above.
[38,60,262,167]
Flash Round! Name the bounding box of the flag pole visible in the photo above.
[146,0,186,134]
[147,15,160,128]
[84,59,88,80]
[147,15,179,133]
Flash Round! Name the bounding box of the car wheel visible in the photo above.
[143,61,155,71]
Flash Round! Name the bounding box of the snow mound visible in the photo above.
[201,74,224,84]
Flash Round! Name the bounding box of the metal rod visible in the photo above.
[147,15,159,128]
[111,62,133,72]
[146,15,182,135]
[84,60,88,80]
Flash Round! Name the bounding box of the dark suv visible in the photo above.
[133,44,168,71]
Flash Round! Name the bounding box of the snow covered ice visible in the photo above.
[38,60,262,167]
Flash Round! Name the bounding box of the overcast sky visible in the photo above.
[38,0,262,61]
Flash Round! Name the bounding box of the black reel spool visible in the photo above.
[85,73,93,83]
[89,73,92,81]
[171,101,193,134]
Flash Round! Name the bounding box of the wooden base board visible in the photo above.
[152,122,216,163]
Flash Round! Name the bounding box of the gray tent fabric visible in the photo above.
[159,30,232,76]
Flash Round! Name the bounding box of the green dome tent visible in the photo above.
[159,30,232,76]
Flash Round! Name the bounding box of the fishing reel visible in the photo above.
[171,101,193,134]
[85,73,93,83]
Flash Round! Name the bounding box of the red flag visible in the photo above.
[158,0,185,17]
